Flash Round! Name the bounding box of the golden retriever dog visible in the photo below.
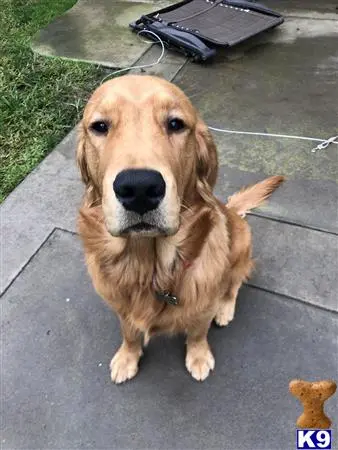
[77,74,284,383]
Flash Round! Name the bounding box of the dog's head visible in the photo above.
[77,75,218,237]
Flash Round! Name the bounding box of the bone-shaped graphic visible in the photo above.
[289,379,337,429]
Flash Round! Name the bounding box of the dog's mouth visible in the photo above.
[121,222,165,236]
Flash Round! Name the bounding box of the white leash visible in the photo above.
[208,127,338,153]
[100,32,338,154]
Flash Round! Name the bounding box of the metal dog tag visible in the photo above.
[155,291,178,305]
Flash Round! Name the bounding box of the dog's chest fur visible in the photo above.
[79,205,231,334]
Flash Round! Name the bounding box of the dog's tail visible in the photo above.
[226,176,285,217]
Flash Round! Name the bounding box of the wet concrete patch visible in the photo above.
[263,0,338,18]
[173,20,338,231]
[31,0,178,68]
[175,33,338,182]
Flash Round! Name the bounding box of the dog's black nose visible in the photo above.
[113,169,166,215]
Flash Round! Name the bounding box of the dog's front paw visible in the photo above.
[110,347,142,384]
[186,346,215,381]
[214,301,235,327]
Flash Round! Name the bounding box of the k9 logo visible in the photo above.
[297,430,332,449]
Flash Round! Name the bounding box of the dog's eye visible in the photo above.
[167,118,185,133]
[90,120,109,135]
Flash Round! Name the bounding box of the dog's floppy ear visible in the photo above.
[195,119,218,200]
[76,122,100,206]
[76,122,91,185]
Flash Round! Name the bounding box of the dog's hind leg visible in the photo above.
[110,318,143,384]
[214,280,242,327]
[143,330,151,347]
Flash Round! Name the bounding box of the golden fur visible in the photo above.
[77,75,284,383]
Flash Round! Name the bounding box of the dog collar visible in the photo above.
[153,259,191,306]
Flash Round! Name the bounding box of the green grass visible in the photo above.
[0,0,107,202]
